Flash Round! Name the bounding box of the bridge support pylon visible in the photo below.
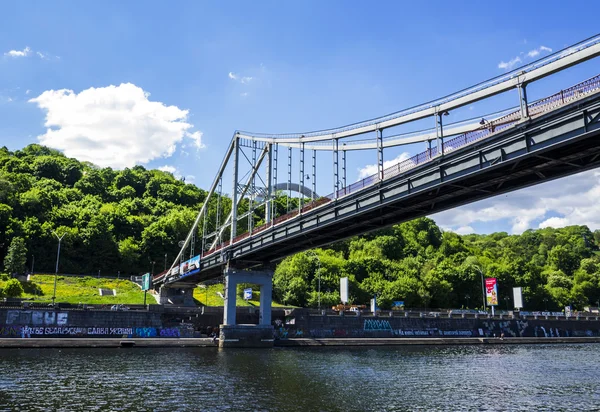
[219,267,274,348]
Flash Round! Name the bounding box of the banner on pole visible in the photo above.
[485,278,498,306]
[513,287,523,309]
[340,277,349,304]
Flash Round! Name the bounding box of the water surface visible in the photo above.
[0,344,598,411]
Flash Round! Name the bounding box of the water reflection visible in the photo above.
[0,344,598,411]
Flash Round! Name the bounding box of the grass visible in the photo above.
[193,283,288,307]
[0,274,288,307]
[1,274,149,305]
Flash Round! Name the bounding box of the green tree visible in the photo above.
[3,237,27,274]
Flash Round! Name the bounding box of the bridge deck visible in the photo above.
[158,75,600,287]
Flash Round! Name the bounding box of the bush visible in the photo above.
[3,279,24,298]
[0,274,9,281]
[21,281,43,296]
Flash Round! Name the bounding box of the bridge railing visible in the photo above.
[198,73,600,260]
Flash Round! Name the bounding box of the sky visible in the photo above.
[1,0,599,235]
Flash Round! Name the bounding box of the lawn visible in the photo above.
[193,283,288,307]
[1,274,288,307]
[1,274,148,305]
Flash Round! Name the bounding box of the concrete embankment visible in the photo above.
[0,338,217,348]
[2,336,600,349]
[275,336,600,347]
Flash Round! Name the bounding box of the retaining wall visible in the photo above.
[273,310,600,340]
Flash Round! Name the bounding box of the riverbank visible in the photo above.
[275,336,600,346]
[0,337,217,348]
[1,336,600,348]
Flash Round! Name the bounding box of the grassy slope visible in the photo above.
[1,275,287,307]
[193,283,287,307]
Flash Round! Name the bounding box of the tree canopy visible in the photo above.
[1,144,599,311]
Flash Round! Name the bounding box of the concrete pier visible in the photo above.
[220,267,274,348]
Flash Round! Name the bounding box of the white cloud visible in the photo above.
[29,83,204,169]
[240,92,249,97]
[527,46,553,58]
[25,89,31,95]
[444,225,475,235]
[433,170,600,234]
[357,152,412,180]
[4,46,31,57]
[185,130,204,149]
[228,71,252,84]
[158,165,181,178]
[499,45,554,70]
[185,175,196,183]
[498,56,522,70]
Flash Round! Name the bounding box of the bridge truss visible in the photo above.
[155,33,600,286]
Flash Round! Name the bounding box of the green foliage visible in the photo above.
[275,217,600,311]
[3,278,24,297]
[4,237,27,274]
[0,144,209,276]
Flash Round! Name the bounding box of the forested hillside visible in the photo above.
[273,216,600,311]
[0,144,210,275]
[1,144,599,311]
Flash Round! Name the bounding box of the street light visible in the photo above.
[472,264,486,311]
[52,231,66,307]
[306,250,321,310]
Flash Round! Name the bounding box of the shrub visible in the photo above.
[3,279,24,298]
[21,281,43,296]
[0,273,9,281]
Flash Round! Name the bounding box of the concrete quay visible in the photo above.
[274,336,600,347]
[0,338,217,349]
[2,336,600,349]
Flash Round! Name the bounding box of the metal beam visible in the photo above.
[210,143,270,250]
[238,35,600,143]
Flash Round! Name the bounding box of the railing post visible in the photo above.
[299,142,305,210]
[376,128,384,180]
[230,135,239,244]
[311,149,317,201]
[287,146,292,212]
[265,143,272,224]
[435,112,444,155]
[333,137,339,198]
[271,143,278,223]
[518,83,529,119]
[342,148,347,190]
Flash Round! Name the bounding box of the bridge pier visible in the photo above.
[157,285,196,306]
[220,267,274,348]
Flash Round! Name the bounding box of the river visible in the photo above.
[0,344,598,411]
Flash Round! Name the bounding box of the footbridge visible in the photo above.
[151,34,600,346]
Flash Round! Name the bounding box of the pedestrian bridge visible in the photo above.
[153,35,600,298]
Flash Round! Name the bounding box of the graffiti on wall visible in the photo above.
[364,320,392,331]
[6,311,68,326]
[0,325,191,339]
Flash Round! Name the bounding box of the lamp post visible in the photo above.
[52,231,66,307]
[473,265,486,311]
[306,250,321,310]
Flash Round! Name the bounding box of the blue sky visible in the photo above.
[1,0,599,234]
